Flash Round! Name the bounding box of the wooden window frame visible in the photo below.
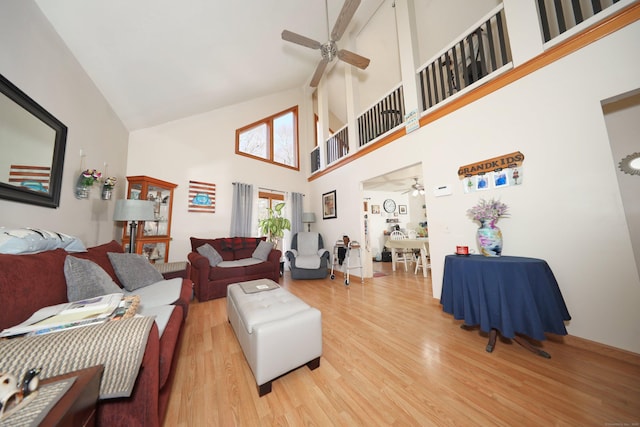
[236,106,300,170]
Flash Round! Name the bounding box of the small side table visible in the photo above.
[39,365,104,426]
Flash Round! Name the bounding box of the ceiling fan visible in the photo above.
[281,0,371,87]
[402,178,425,196]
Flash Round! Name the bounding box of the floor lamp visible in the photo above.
[113,199,156,253]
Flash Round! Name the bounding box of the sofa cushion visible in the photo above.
[63,256,123,301]
[108,252,164,291]
[197,243,223,267]
[252,240,273,261]
[191,237,234,261]
[217,258,263,268]
[123,278,183,309]
[0,248,69,330]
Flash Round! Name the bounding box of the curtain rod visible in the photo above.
[258,186,292,195]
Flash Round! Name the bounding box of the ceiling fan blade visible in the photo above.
[331,0,361,42]
[310,58,330,87]
[337,49,370,69]
[281,30,322,49]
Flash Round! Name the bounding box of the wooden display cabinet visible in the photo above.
[121,175,177,263]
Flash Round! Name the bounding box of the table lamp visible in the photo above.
[113,199,156,253]
[302,212,316,232]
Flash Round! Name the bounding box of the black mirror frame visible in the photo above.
[0,74,67,208]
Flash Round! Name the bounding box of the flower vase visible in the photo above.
[477,220,503,257]
[75,175,91,199]
[101,186,113,200]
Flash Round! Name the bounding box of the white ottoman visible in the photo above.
[227,279,322,396]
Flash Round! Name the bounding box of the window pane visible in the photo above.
[257,197,269,223]
[239,123,268,159]
[273,112,295,166]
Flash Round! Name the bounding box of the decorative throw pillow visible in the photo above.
[252,240,273,261]
[107,252,164,292]
[197,243,223,267]
[64,256,123,301]
[0,227,86,254]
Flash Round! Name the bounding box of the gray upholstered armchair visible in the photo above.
[285,232,330,279]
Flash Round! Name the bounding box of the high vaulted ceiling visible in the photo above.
[35,0,384,131]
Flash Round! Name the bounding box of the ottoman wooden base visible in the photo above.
[227,279,322,396]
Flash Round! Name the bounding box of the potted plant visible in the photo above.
[258,202,291,247]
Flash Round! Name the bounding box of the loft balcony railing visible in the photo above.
[537,0,624,42]
[357,84,405,147]
[311,146,321,174]
[417,4,511,112]
[326,125,349,165]
[310,1,632,175]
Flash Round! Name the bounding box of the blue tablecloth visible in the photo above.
[440,255,571,341]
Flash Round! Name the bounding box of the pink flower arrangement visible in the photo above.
[467,198,509,225]
[80,169,101,186]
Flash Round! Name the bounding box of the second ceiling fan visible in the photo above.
[281,0,370,87]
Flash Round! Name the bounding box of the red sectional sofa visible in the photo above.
[0,240,192,427]
[188,236,281,301]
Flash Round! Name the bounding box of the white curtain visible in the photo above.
[290,192,304,236]
[230,182,253,237]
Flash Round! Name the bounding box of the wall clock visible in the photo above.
[383,199,396,213]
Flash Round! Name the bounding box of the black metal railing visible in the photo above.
[417,5,511,112]
[357,85,405,147]
[326,126,349,164]
[537,0,621,42]
[311,146,321,173]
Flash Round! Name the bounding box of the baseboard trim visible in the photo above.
[561,334,640,364]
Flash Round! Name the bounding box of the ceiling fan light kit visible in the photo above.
[403,178,425,197]
[281,0,371,87]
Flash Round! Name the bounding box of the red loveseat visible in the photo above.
[0,240,191,427]
[188,236,281,301]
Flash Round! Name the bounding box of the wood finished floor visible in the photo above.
[164,261,640,426]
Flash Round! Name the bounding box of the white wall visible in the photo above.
[310,19,640,353]
[603,92,640,279]
[0,0,129,246]
[127,88,313,262]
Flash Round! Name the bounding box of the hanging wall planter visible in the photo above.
[74,169,101,200]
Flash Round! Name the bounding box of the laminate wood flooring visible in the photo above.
[164,261,640,426]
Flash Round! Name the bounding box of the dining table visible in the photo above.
[384,237,430,277]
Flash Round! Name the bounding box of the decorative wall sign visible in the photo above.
[460,152,525,193]
[404,109,419,133]
[188,180,216,213]
[458,151,524,178]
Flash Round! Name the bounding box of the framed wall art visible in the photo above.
[399,205,407,214]
[322,190,337,219]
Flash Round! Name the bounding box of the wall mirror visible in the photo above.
[0,74,67,208]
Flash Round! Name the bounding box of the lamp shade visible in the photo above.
[302,212,316,223]
[113,199,156,221]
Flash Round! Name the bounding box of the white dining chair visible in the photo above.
[389,230,410,272]
[415,241,431,275]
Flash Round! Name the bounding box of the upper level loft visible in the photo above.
[309,0,638,178]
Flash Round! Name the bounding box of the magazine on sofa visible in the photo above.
[0,293,123,338]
